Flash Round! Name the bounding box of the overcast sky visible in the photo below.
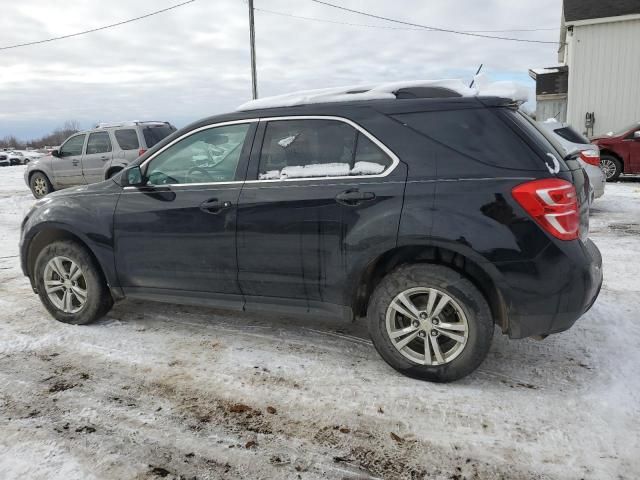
[0,0,562,140]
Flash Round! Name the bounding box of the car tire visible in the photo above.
[30,172,53,198]
[367,264,494,382]
[600,155,622,181]
[34,240,114,325]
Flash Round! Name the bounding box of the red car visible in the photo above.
[592,122,640,180]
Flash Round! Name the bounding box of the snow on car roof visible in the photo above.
[237,74,529,111]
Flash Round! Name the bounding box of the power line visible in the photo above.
[309,0,562,44]
[0,0,196,52]
[256,7,558,33]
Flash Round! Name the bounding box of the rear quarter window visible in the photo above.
[142,125,176,148]
[393,108,551,171]
[114,129,140,150]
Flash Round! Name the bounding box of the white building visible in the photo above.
[530,0,640,137]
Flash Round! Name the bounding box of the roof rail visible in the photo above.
[94,120,171,128]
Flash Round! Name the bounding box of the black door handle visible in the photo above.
[199,198,232,214]
[335,189,376,206]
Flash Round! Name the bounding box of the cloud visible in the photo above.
[0,0,561,139]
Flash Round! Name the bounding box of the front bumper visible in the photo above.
[496,238,603,339]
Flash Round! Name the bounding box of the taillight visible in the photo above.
[579,149,600,166]
[138,148,147,157]
[512,179,579,241]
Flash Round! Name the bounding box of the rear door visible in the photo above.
[236,116,405,314]
[625,127,640,172]
[82,131,113,183]
[52,134,86,187]
[114,121,256,306]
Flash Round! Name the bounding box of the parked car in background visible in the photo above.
[591,121,640,181]
[538,120,605,201]
[24,121,176,198]
[0,154,10,167]
[20,82,602,382]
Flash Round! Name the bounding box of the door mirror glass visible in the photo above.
[121,166,144,187]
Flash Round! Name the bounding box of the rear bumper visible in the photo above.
[496,238,603,339]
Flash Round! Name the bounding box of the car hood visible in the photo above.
[27,154,53,169]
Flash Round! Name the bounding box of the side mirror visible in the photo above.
[634,131,640,139]
[51,149,59,157]
[121,165,145,187]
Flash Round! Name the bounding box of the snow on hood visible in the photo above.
[237,75,528,111]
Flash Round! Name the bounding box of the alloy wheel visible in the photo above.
[33,177,48,197]
[385,287,469,365]
[600,158,617,180]
[43,256,88,314]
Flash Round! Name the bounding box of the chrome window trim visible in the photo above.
[124,115,399,190]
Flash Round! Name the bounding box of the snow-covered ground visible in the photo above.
[0,165,638,479]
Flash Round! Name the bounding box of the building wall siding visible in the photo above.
[566,19,640,136]
[536,96,568,122]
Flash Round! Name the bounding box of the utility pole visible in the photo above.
[248,0,258,99]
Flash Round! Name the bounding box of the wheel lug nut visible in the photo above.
[430,330,438,337]
[412,320,420,328]
[418,330,426,338]
[419,312,427,319]
[432,318,439,325]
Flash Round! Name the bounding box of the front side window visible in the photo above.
[258,119,392,180]
[86,132,112,154]
[59,134,86,157]
[145,123,250,185]
[114,129,140,150]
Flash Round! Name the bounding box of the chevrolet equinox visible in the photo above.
[20,83,603,382]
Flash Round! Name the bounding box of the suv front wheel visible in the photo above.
[30,172,53,198]
[34,240,113,324]
[368,264,493,382]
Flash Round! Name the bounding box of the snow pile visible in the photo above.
[351,161,385,175]
[237,75,528,111]
[279,162,351,179]
[258,161,387,180]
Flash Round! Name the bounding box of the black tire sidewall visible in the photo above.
[34,241,112,325]
[30,172,52,198]
[368,264,494,382]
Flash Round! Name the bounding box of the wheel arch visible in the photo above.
[352,244,508,332]
[25,225,113,294]
[599,149,624,172]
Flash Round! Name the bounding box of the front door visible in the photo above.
[52,133,86,187]
[82,131,113,183]
[114,121,256,307]
[237,117,405,313]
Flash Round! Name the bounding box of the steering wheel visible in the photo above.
[186,166,215,183]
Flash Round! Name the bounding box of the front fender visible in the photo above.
[20,182,122,290]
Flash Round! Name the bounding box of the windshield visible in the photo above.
[608,122,640,137]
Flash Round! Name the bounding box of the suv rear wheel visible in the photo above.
[367,264,493,382]
[30,172,53,198]
[600,154,622,181]
[34,240,113,324]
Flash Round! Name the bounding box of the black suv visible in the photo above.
[20,88,602,382]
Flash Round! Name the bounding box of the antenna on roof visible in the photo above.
[469,63,483,88]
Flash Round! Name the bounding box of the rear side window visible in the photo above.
[114,129,139,150]
[553,126,589,144]
[258,119,392,180]
[142,124,176,148]
[394,109,545,170]
[86,132,112,154]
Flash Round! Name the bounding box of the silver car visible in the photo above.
[538,120,605,201]
[25,121,176,198]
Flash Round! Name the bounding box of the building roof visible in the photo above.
[563,0,640,22]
